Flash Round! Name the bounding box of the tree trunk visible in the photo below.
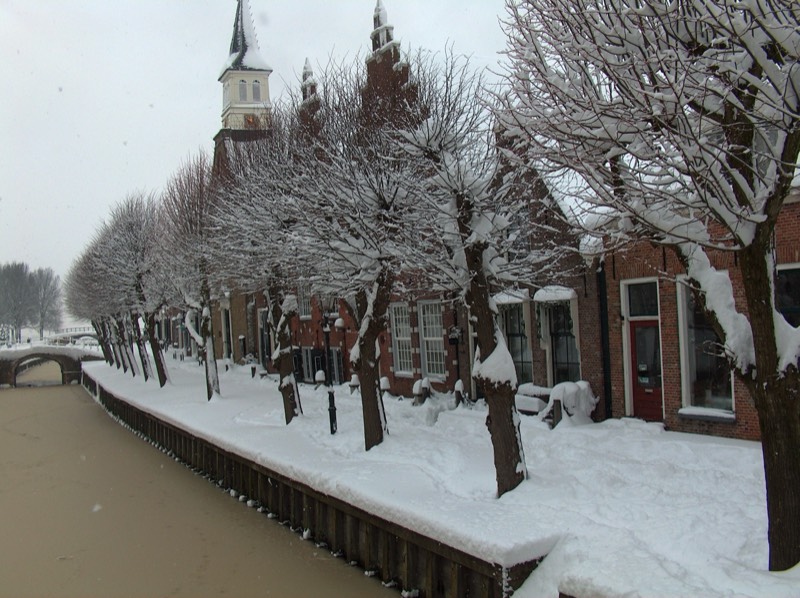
[106,320,123,369]
[738,244,800,570]
[92,319,114,365]
[131,311,152,382]
[114,318,131,374]
[464,243,527,498]
[750,374,800,571]
[199,303,220,400]
[121,316,140,378]
[269,289,300,424]
[145,312,169,387]
[352,275,391,451]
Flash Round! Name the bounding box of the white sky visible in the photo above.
[0,0,508,280]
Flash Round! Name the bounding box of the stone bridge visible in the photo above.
[0,345,104,387]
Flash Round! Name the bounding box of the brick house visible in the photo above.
[600,195,800,441]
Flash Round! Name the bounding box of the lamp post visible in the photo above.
[321,311,337,434]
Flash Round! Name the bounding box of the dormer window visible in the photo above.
[239,79,247,102]
[252,80,261,102]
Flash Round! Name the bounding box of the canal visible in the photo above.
[0,375,396,597]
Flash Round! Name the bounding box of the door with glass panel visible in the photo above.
[626,281,663,421]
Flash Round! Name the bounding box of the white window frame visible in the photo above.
[389,303,413,376]
[676,276,735,416]
[535,294,581,387]
[297,286,312,320]
[238,79,248,102]
[419,301,446,379]
[252,80,261,102]
[301,346,315,382]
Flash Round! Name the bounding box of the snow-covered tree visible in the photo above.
[501,0,800,569]
[99,193,170,386]
[399,54,567,497]
[211,109,303,424]
[224,58,424,450]
[64,241,133,372]
[0,262,35,342]
[160,151,221,400]
[30,267,62,340]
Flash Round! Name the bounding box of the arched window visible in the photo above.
[239,79,247,102]
[252,80,261,102]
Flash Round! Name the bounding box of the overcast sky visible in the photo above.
[0,0,508,282]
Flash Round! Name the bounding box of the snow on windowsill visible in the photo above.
[678,406,736,422]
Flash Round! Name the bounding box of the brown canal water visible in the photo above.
[0,374,397,597]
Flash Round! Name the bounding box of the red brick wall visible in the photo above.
[604,203,800,441]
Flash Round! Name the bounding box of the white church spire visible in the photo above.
[370,0,395,52]
[218,0,272,130]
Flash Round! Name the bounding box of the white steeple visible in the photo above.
[219,0,272,130]
[370,0,395,52]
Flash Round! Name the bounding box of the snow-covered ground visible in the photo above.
[82,358,799,597]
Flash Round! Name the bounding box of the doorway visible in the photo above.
[629,320,663,421]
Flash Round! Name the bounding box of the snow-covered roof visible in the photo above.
[220,0,272,79]
[533,285,576,303]
[493,288,530,305]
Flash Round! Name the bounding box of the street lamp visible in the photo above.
[320,296,343,435]
[321,313,336,434]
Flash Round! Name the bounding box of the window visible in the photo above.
[329,347,344,385]
[221,307,233,359]
[679,283,732,411]
[501,304,532,384]
[257,308,272,369]
[252,80,261,102]
[390,304,413,375]
[419,302,446,378]
[297,287,312,320]
[301,347,317,383]
[549,302,580,384]
[777,266,800,327]
[628,282,659,317]
[239,79,247,102]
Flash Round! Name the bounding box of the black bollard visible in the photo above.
[328,391,337,435]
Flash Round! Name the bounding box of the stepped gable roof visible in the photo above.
[220,0,272,79]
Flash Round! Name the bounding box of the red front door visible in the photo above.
[630,320,663,422]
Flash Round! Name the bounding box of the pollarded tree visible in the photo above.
[398,54,567,497]
[64,242,129,371]
[281,57,423,451]
[100,193,170,386]
[63,250,112,367]
[501,0,800,569]
[210,107,304,424]
[30,267,62,340]
[160,151,221,400]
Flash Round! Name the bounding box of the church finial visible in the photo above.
[371,0,394,52]
[374,0,388,29]
[222,0,272,76]
[301,58,317,101]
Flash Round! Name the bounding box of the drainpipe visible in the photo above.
[597,261,613,419]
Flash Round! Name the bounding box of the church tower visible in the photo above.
[218,0,272,130]
[363,1,411,122]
